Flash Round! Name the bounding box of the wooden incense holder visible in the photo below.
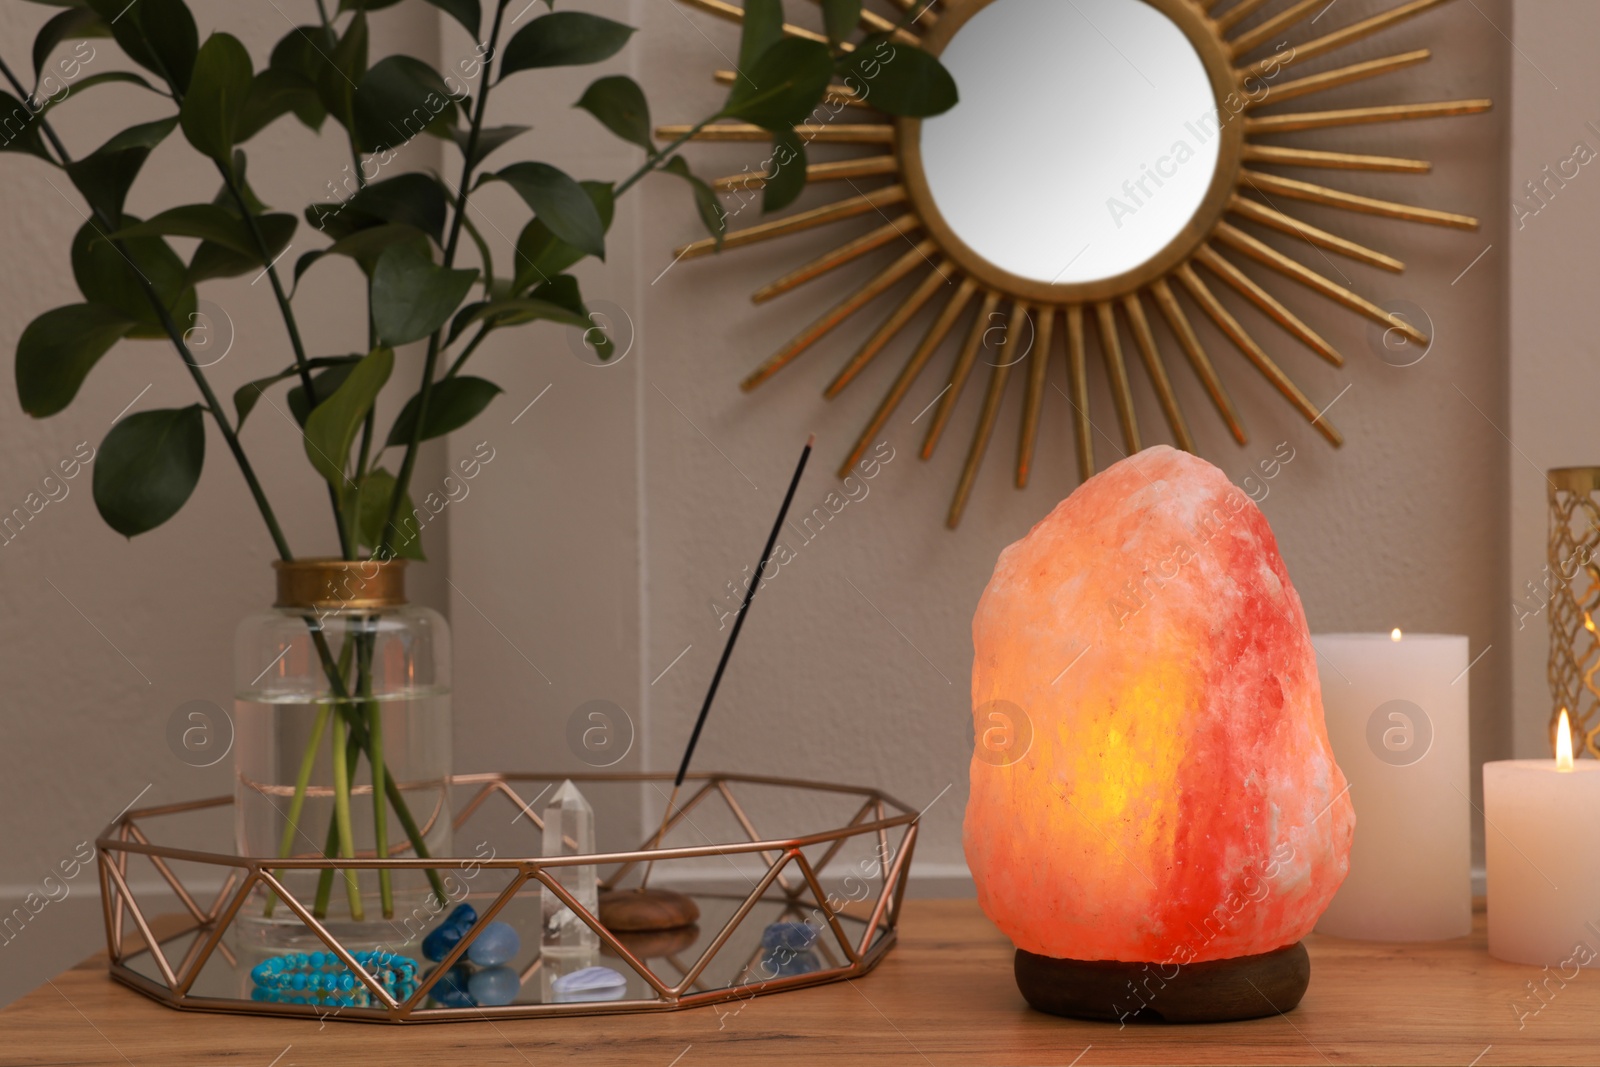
[598,888,701,933]
[1014,942,1310,1023]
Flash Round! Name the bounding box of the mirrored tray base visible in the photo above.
[96,772,918,1023]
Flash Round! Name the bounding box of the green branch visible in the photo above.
[376,0,508,559]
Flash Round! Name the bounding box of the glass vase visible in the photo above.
[234,559,452,948]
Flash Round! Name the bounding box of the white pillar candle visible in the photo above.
[1311,632,1471,941]
[1485,715,1600,966]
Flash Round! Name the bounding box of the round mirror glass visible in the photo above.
[919,0,1221,286]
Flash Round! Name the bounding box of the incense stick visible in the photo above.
[641,434,815,887]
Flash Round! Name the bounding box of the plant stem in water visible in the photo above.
[263,703,332,918]
[360,624,393,918]
[330,714,364,921]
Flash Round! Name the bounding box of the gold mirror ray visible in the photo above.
[662,0,1490,527]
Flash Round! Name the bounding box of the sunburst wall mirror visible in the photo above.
[660,0,1489,526]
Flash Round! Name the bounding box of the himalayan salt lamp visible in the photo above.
[965,446,1353,1023]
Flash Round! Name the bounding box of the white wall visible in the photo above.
[1507,1,1600,760]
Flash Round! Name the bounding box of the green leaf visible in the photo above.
[738,0,783,70]
[385,376,502,448]
[763,127,807,212]
[531,276,615,360]
[70,219,195,338]
[117,203,258,257]
[575,75,651,152]
[41,72,163,116]
[354,54,459,153]
[179,33,253,164]
[236,68,324,140]
[303,347,392,487]
[334,0,475,40]
[92,405,206,537]
[32,8,108,80]
[528,274,586,318]
[662,156,725,241]
[357,468,424,560]
[183,213,296,286]
[0,91,53,162]
[63,117,178,226]
[287,360,362,426]
[186,242,257,286]
[489,162,605,260]
[269,24,336,132]
[15,303,137,417]
[315,222,432,279]
[318,11,368,133]
[370,243,477,347]
[499,12,635,78]
[723,37,832,130]
[86,0,198,93]
[307,172,448,245]
[820,0,862,47]
[234,355,360,427]
[838,37,957,117]
[450,123,530,170]
[271,23,334,81]
[447,295,589,345]
[509,181,614,293]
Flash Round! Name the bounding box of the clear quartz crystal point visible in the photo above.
[541,779,598,955]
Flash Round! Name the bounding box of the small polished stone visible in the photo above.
[761,948,822,979]
[550,965,628,995]
[468,966,522,1007]
[466,921,521,967]
[761,922,819,952]
[422,903,480,962]
[425,964,475,1009]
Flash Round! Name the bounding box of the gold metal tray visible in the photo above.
[97,772,918,1023]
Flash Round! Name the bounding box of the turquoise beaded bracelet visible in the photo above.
[250,950,419,997]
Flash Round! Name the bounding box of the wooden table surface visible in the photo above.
[0,898,1586,1065]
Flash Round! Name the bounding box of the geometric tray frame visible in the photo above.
[97,771,919,1023]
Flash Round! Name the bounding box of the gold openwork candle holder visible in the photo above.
[96,773,916,1023]
[1546,467,1600,758]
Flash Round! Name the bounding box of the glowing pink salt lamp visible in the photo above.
[965,447,1353,1023]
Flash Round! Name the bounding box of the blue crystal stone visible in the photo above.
[466,921,520,967]
[761,922,820,952]
[425,964,475,1008]
[422,904,479,961]
[467,965,521,1007]
[422,925,464,963]
[762,948,823,978]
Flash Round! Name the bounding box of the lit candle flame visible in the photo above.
[1390,628,1402,642]
[1557,707,1575,772]
[1587,612,1596,635]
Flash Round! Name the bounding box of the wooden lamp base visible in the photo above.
[598,887,701,932]
[1014,942,1310,1023]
